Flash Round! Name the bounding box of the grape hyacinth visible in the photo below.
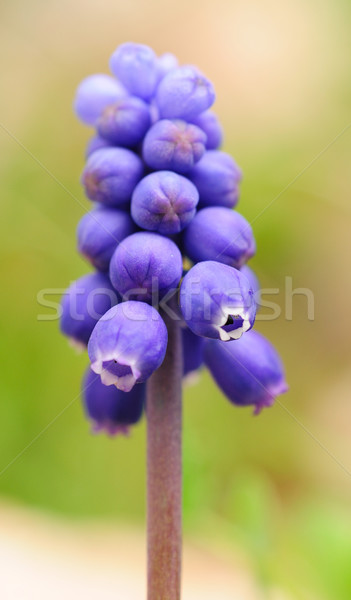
[62,42,287,600]
[88,301,168,391]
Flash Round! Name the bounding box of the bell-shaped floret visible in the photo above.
[204,330,288,414]
[179,261,256,341]
[88,301,168,391]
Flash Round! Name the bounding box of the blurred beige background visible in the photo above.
[0,0,351,598]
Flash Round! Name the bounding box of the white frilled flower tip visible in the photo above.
[217,306,252,341]
[91,352,142,392]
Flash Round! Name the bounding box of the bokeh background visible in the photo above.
[1,0,351,598]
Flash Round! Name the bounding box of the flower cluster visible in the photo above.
[61,42,287,436]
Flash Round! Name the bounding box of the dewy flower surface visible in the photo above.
[62,41,287,438]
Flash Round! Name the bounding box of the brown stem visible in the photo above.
[146,312,183,600]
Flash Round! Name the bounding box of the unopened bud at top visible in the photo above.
[74,74,126,126]
[109,42,159,100]
[155,65,216,120]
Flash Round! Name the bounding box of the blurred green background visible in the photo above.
[1,0,351,597]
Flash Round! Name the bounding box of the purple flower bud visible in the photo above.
[239,265,264,312]
[179,261,256,341]
[83,368,145,436]
[60,272,118,349]
[142,119,207,173]
[191,110,223,150]
[157,53,179,79]
[109,232,183,302]
[85,135,112,159]
[204,330,288,414]
[182,327,205,378]
[97,96,151,147]
[74,74,126,126]
[131,171,199,234]
[155,66,216,120]
[240,265,260,296]
[81,148,144,207]
[88,301,168,391]
[183,207,256,268]
[188,151,242,208]
[109,43,159,100]
[77,206,135,272]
